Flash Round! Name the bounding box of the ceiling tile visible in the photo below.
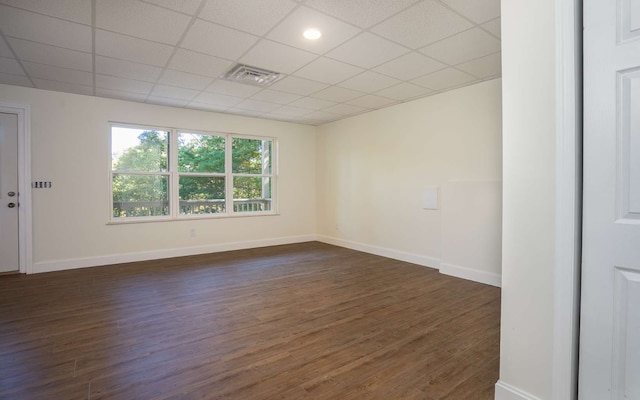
[456,52,501,78]
[371,0,472,49]
[482,18,501,38]
[0,5,91,52]
[338,70,401,92]
[147,95,189,107]
[0,71,32,87]
[234,99,281,113]
[268,105,313,117]
[8,38,92,71]
[311,86,364,102]
[0,39,13,58]
[32,78,93,95]
[95,74,154,95]
[240,40,317,74]
[411,67,477,91]
[0,0,91,24]
[346,94,398,108]
[294,57,363,84]
[0,57,25,75]
[267,6,359,55]
[323,103,368,116]
[289,96,336,110]
[420,28,500,65]
[269,76,328,96]
[205,79,262,97]
[441,0,501,24]
[95,87,148,102]
[96,56,163,82]
[140,0,202,15]
[150,84,199,101]
[22,61,93,85]
[192,91,243,107]
[264,113,299,123]
[181,19,258,60]
[96,0,191,45]
[303,110,342,121]
[373,51,445,80]
[95,29,174,66]
[226,108,266,118]
[188,101,230,113]
[168,48,233,78]
[304,0,419,29]
[199,0,297,36]
[326,32,409,69]
[158,69,213,90]
[375,82,433,100]
[295,117,324,125]
[250,89,302,105]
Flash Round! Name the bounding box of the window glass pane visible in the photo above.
[112,174,168,217]
[232,138,272,174]
[233,176,272,212]
[178,133,225,173]
[179,176,226,214]
[111,127,168,172]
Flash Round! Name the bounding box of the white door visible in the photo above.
[580,0,640,398]
[0,112,19,273]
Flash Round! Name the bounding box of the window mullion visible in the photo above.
[170,129,179,218]
[225,134,233,214]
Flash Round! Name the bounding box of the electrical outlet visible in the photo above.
[190,228,196,238]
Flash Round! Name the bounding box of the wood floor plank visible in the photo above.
[0,242,500,399]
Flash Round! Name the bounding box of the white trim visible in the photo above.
[0,102,32,274]
[495,380,545,400]
[316,235,440,269]
[552,0,582,399]
[31,234,316,274]
[439,262,501,287]
[317,235,504,286]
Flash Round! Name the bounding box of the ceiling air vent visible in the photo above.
[222,64,284,87]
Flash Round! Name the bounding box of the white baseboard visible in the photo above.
[32,235,503,290]
[439,262,502,287]
[316,235,440,269]
[31,234,317,274]
[495,380,544,400]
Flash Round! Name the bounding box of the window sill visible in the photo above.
[107,211,280,225]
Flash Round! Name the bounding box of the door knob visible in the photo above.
[7,203,16,208]
[7,191,15,197]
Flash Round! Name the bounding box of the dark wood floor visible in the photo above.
[0,242,500,400]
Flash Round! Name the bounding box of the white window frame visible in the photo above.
[108,123,277,223]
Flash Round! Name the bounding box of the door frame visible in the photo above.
[0,102,32,274]
[552,0,582,399]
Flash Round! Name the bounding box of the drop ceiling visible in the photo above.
[0,0,501,126]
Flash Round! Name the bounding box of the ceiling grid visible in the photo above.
[0,0,501,125]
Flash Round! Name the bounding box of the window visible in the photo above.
[232,138,273,213]
[110,124,275,221]
[177,132,226,215]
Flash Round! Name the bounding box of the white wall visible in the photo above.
[495,0,558,399]
[0,84,317,273]
[440,180,502,286]
[316,79,503,283]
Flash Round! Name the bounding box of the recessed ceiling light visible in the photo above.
[303,28,322,40]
